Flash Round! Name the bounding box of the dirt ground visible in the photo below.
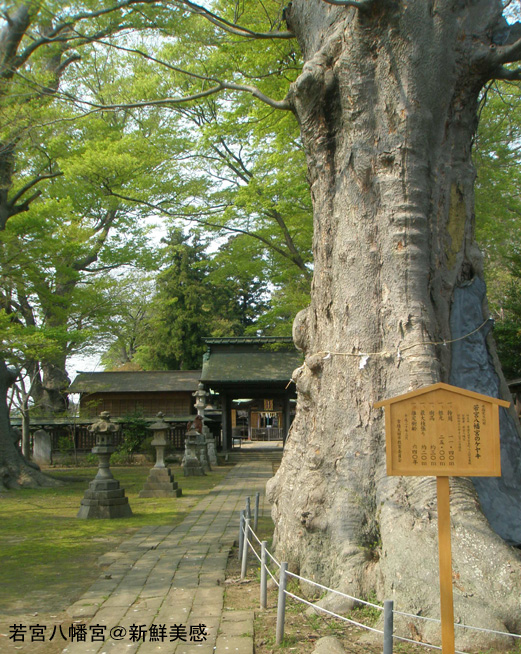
[222,538,397,654]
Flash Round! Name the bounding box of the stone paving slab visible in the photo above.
[62,458,276,654]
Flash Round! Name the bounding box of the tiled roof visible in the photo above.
[201,351,302,383]
[69,370,201,393]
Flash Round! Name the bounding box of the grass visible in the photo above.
[0,463,233,615]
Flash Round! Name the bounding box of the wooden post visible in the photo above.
[436,476,455,654]
[374,384,510,654]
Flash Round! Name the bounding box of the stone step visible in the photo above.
[142,481,179,490]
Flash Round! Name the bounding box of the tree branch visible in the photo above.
[223,81,292,111]
[12,0,160,71]
[267,208,311,277]
[178,0,294,39]
[81,37,222,83]
[105,189,309,271]
[72,209,119,272]
[8,172,63,209]
[58,76,292,113]
[0,5,31,82]
[8,191,42,217]
[320,0,375,9]
[494,66,521,80]
[492,33,521,66]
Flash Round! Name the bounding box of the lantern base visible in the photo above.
[77,478,133,519]
[139,467,182,498]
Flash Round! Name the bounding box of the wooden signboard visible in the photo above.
[374,383,509,654]
[374,382,507,477]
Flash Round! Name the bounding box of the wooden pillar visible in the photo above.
[437,476,455,654]
[221,392,231,452]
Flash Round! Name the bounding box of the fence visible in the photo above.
[26,421,220,458]
[45,422,190,452]
[237,495,521,653]
[250,427,283,441]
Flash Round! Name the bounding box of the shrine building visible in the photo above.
[68,337,301,451]
[200,337,301,450]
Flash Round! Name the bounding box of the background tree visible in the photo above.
[99,274,156,371]
[0,309,65,485]
[125,228,269,370]
[474,81,521,378]
[89,1,312,331]
[0,0,179,487]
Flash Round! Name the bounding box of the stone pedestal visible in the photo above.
[196,432,211,472]
[33,429,52,466]
[77,476,133,519]
[206,433,218,466]
[139,413,182,497]
[183,429,205,476]
[77,412,132,520]
[139,467,182,497]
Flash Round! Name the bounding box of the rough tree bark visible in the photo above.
[0,360,56,489]
[267,1,521,648]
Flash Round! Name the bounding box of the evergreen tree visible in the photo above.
[132,228,269,370]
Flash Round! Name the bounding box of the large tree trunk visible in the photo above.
[39,360,70,416]
[267,1,521,649]
[0,360,58,489]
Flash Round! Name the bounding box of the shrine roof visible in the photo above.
[69,370,202,394]
[201,348,302,384]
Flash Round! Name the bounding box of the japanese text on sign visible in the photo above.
[374,383,507,477]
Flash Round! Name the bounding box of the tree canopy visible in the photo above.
[3,0,521,644]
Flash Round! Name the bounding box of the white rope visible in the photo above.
[248,524,263,546]
[246,538,262,564]
[392,633,442,651]
[286,570,383,611]
[240,499,521,648]
[266,565,279,587]
[266,549,281,568]
[454,623,521,639]
[394,610,521,640]
[284,590,384,635]
[393,610,441,624]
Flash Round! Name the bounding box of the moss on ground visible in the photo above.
[0,464,233,614]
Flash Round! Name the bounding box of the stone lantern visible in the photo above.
[193,382,217,467]
[77,412,132,519]
[139,413,182,497]
[183,426,205,476]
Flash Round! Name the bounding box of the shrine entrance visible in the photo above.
[232,397,286,442]
[201,337,301,451]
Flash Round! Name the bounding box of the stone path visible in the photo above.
[63,459,275,654]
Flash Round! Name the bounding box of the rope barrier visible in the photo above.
[266,549,281,568]
[393,607,521,639]
[393,610,441,624]
[246,538,262,564]
[392,633,443,651]
[239,497,521,650]
[248,524,263,546]
[284,589,384,635]
[454,623,521,639]
[265,565,279,587]
[286,570,383,611]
